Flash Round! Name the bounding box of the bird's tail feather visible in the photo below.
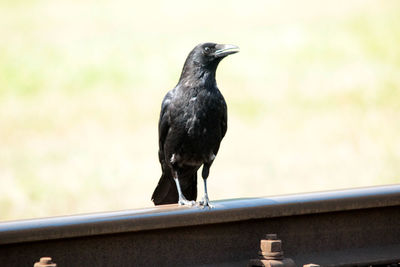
[151,169,197,205]
[151,171,177,205]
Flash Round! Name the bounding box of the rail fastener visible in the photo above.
[248,233,296,267]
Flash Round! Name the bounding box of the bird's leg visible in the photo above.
[199,164,214,209]
[199,178,214,209]
[173,170,195,206]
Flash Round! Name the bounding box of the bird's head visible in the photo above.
[180,42,239,81]
[189,42,239,67]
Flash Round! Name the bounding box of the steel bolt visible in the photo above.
[265,234,277,240]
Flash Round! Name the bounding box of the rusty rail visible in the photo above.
[1,184,400,266]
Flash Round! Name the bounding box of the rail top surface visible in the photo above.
[0,184,399,245]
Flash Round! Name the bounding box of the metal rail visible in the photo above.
[1,184,400,266]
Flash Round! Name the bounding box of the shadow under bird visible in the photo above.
[151,42,239,208]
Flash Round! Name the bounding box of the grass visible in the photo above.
[0,0,399,221]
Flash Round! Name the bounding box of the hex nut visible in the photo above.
[40,258,52,264]
[261,239,282,253]
[34,257,57,267]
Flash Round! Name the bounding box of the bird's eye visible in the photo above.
[204,47,210,53]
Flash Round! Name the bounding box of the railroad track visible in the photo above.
[1,184,400,266]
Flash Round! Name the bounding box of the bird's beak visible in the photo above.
[213,44,240,58]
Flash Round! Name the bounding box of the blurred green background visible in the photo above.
[1,0,399,221]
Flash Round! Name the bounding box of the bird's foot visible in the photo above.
[178,198,196,207]
[198,196,214,209]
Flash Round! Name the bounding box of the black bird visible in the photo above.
[151,42,239,207]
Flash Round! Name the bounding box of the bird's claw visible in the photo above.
[178,199,196,206]
[198,198,214,209]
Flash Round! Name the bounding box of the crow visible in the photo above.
[151,42,239,207]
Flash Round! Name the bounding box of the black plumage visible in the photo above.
[151,42,239,207]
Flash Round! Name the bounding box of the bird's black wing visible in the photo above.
[158,90,174,167]
[152,89,179,205]
[221,99,227,139]
[211,96,227,158]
